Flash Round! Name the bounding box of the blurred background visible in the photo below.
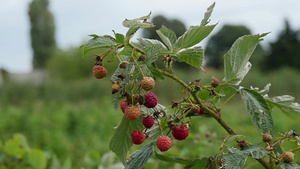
[1,0,300,168]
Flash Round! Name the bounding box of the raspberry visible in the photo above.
[199,109,206,115]
[112,83,121,94]
[144,92,158,108]
[119,61,129,69]
[125,106,141,121]
[141,77,155,91]
[142,116,155,129]
[131,130,146,145]
[211,77,220,88]
[120,99,128,113]
[93,65,107,79]
[172,125,189,140]
[190,105,200,114]
[282,151,294,163]
[262,133,272,143]
[156,136,172,152]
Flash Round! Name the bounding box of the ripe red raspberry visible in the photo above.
[156,136,172,152]
[172,125,189,140]
[142,116,155,129]
[199,109,206,115]
[131,130,146,145]
[144,92,158,108]
[120,99,128,113]
[125,106,141,121]
[93,65,107,79]
[141,77,155,91]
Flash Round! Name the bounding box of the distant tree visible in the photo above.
[28,0,56,69]
[262,20,300,71]
[205,24,265,69]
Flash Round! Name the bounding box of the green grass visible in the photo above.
[0,67,300,168]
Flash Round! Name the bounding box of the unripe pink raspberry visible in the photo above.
[125,106,141,121]
[141,77,155,91]
[142,116,155,129]
[120,99,128,113]
[144,92,158,108]
[131,130,146,145]
[156,136,172,152]
[172,125,189,140]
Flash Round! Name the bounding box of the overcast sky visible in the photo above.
[1,0,300,73]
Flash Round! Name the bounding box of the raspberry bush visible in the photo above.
[81,3,300,169]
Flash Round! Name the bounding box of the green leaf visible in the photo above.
[62,157,72,169]
[175,24,216,49]
[155,151,194,165]
[80,36,116,56]
[223,33,268,85]
[27,149,47,169]
[200,2,215,26]
[223,148,248,169]
[127,141,155,169]
[114,32,125,44]
[240,88,274,135]
[242,145,269,159]
[175,46,204,70]
[4,135,26,156]
[147,66,164,79]
[188,158,209,169]
[156,25,177,51]
[122,13,153,28]
[266,95,300,123]
[145,44,163,64]
[280,162,300,169]
[126,24,141,41]
[138,38,168,52]
[109,116,143,166]
[15,133,30,152]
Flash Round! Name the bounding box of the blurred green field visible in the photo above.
[0,67,300,168]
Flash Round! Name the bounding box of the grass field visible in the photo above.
[0,67,299,168]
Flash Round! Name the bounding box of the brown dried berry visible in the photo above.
[141,77,155,91]
[112,83,121,94]
[262,133,273,143]
[138,55,146,62]
[190,105,200,114]
[282,151,294,163]
[119,61,129,69]
[211,77,220,88]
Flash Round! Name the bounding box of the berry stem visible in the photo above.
[220,91,239,108]
[160,69,236,135]
[130,48,145,77]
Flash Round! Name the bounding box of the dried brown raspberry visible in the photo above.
[119,61,129,69]
[211,77,220,88]
[190,105,200,114]
[141,77,155,91]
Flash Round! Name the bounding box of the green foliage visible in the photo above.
[0,134,48,169]
[47,47,94,80]
[28,0,56,69]
[80,3,300,169]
